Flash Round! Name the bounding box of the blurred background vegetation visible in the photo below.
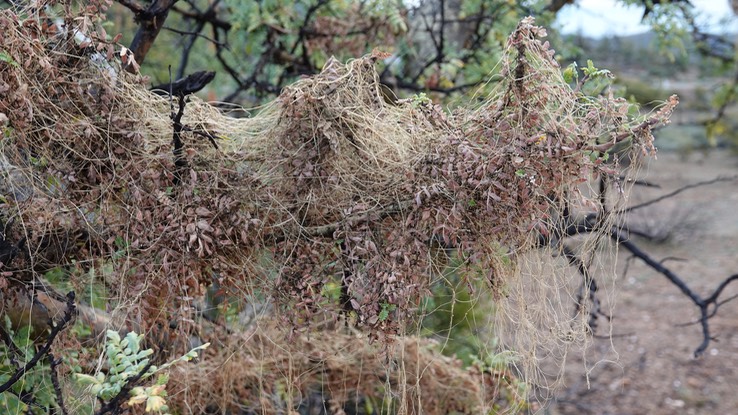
[104,0,738,156]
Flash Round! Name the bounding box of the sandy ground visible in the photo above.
[546,150,738,415]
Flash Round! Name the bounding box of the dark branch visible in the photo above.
[151,70,216,96]
[128,0,178,68]
[163,25,224,46]
[555,171,738,357]
[622,175,737,214]
[114,0,146,15]
[172,93,188,186]
[393,79,488,94]
[171,5,232,31]
[545,0,576,13]
[48,353,70,415]
[612,226,737,357]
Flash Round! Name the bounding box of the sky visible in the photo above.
[556,0,738,38]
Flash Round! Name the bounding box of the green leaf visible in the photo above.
[378,308,389,321]
[563,62,577,83]
[378,303,396,322]
[581,60,595,76]
[0,51,19,68]
[74,373,102,386]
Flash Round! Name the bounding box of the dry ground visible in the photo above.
[547,150,738,415]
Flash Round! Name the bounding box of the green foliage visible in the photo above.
[75,330,209,414]
[562,62,577,84]
[410,92,432,108]
[378,302,396,322]
[196,0,404,99]
[116,0,555,104]
[421,259,495,366]
[615,76,668,108]
[0,50,18,67]
[580,59,611,79]
[76,331,155,401]
[642,1,689,63]
[0,317,58,414]
[563,59,615,98]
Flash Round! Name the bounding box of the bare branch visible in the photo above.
[171,4,232,31]
[163,25,224,46]
[612,227,738,357]
[622,175,738,214]
[48,353,69,415]
[114,0,146,15]
[128,0,178,68]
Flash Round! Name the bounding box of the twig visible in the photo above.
[561,244,602,331]
[619,176,661,188]
[163,25,224,46]
[291,0,329,57]
[438,0,446,66]
[584,114,663,153]
[151,70,216,96]
[545,0,576,13]
[175,20,206,79]
[558,183,738,358]
[678,4,735,62]
[179,125,220,150]
[714,293,738,314]
[677,290,738,326]
[621,227,657,241]
[622,175,737,214]
[171,92,188,186]
[393,79,486,94]
[48,353,69,415]
[114,0,145,15]
[271,199,415,242]
[169,0,225,78]
[171,4,232,31]
[612,227,738,357]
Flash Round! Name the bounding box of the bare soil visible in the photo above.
[548,150,738,415]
